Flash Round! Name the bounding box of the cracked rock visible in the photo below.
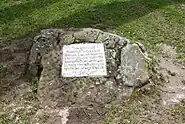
[29,28,150,124]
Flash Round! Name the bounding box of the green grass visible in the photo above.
[0,0,184,55]
[0,64,7,73]
[0,0,184,49]
[28,77,39,93]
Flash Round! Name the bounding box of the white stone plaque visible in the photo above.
[62,43,107,77]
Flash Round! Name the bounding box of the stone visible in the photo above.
[119,44,149,87]
[29,28,150,124]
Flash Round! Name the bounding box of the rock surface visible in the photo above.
[29,28,150,124]
[0,29,184,124]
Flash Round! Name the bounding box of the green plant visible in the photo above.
[0,65,7,73]
[29,77,39,93]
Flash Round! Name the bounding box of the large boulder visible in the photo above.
[29,28,150,124]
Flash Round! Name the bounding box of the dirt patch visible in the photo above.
[0,38,32,97]
[0,38,39,123]
[0,36,184,124]
[158,44,185,106]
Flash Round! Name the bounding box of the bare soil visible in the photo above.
[0,38,184,124]
[158,44,185,106]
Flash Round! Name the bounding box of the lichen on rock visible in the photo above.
[29,28,150,124]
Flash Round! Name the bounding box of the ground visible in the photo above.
[0,0,185,124]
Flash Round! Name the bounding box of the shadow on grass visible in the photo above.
[49,0,183,30]
[0,0,61,23]
[0,0,184,39]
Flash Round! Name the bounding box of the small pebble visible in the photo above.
[167,70,176,76]
[95,82,100,85]
[182,80,185,84]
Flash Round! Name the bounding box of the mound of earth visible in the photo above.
[29,28,150,124]
[0,28,184,124]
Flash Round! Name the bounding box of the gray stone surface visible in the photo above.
[119,44,149,87]
[29,28,150,124]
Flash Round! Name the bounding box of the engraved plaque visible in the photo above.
[62,43,107,77]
